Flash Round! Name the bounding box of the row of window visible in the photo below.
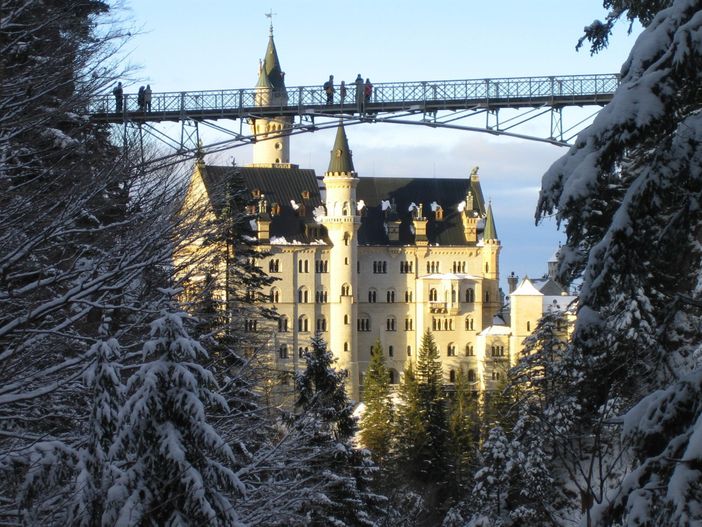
[273,314,479,334]
[268,259,475,276]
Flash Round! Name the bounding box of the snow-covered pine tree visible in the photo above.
[104,307,243,526]
[292,333,384,526]
[68,315,125,527]
[359,340,394,464]
[391,360,426,479]
[536,1,702,523]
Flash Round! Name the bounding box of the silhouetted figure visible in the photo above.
[355,74,363,110]
[339,80,347,104]
[364,78,373,103]
[113,82,123,113]
[137,86,145,112]
[323,75,335,104]
[144,84,152,111]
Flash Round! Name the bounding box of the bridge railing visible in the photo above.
[89,73,619,116]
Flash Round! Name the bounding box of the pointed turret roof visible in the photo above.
[511,277,543,296]
[261,31,285,91]
[483,202,498,241]
[327,125,355,174]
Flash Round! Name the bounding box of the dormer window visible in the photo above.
[252,188,261,198]
[435,206,444,221]
[271,203,281,216]
[301,190,310,200]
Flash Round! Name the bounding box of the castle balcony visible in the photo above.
[429,301,447,314]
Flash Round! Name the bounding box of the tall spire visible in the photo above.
[260,28,285,91]
[483,201,498,241]
[327,125,355,174]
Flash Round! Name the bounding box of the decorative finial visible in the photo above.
[470,166,479,177]
[265,9,277,35]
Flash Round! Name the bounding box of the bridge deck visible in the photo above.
[89,74,618,124]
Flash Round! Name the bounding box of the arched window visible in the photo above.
[527,321,531,332]
[447,343,456,356]
[343,342,349,352]
[342,202,349,216]
[269,259,280,273]
[278,345,288,359]
[465,288,475,303]
[449,369,456,383]
[407,345,412,356]
[386,316,396,331]
[368,288,377,303]
[405,290,413,302]
[317,316,327,332]
[278,316,288,332]
[451,288,456,303]
[485,262,489,273]
[388,368,398,385]
[465,317,474,331]
[465,344,474,356]
[298,260,309,273]
[341,283,350,296]
[485,291,490,303]
[468,369,476,382]
[386,289,395,303]
[388,345,394,357]
[298,347,304,358]
[357,315,370,332]
[298,287,308,303]
[429,288,438,302]
[298,315,309,332]
[343,232,350,246]
[270,287,280,303]
[344,314,349,325]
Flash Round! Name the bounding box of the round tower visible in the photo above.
[509,277,544,365]
[250,25,291,166]
[321,125,360,399]
[481,201,501,323]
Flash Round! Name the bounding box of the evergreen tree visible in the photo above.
[68,316,125,527]
[392,360,426,479]
[446,369,478,495]
[359,340,394,463]
[104,308,242,526]
[414,330,449,481]
[536,1,702,523]
[293,333,384,526]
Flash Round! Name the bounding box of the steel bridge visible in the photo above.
[89,73,619,165]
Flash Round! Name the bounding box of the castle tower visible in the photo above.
[509,277,543,365]
[481,201,501,323]
[250,25,291,166]
[321,125,360,399]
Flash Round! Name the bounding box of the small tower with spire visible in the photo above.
[250,20,292,166]
[481,201,501,323]
[321,125,360,399]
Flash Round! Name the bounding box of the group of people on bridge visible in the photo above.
[112,82,152,113]
[324,74,372,107]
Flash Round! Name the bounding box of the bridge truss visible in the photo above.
[89,73,618,167]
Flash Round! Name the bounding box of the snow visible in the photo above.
[357,199,365,211]
[290,199,299,210]
[457,200,466,212]
[430,201,439,211]
[381,199,391,211]
[313,205,326,222]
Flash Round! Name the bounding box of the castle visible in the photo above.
[181,27,574,401]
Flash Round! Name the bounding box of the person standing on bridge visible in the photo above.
[339,80,347,104]
[137,86,145,112]
[144,84,152,112]
[364,78,373,104]
[323,75,335,104]
[355,74,363,111]
[113,81,123,113]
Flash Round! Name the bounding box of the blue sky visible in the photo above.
[118,1,641,290]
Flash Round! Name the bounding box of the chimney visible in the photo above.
[507,271,518,294]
